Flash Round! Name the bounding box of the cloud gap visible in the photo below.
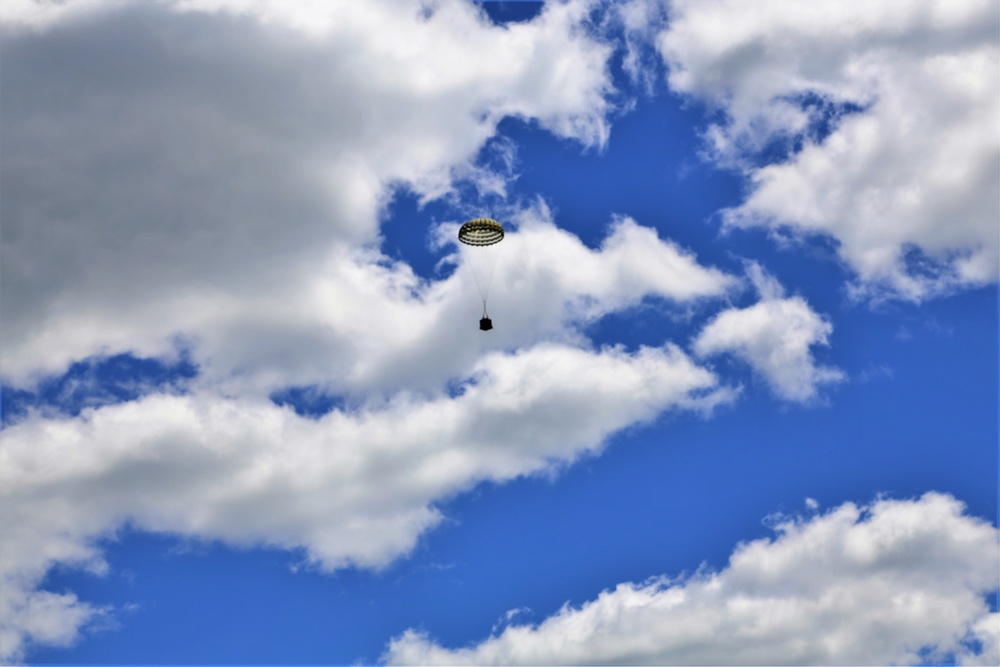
[268,386,350,419]
[726,93,871,171]
[1,352,198,426]
[475,1,545,28]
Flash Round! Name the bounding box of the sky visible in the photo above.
[0,0,998,664]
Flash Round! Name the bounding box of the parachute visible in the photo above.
[458,217,504,331]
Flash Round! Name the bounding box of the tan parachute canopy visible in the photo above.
[458,218,504,330]
[458,217,504,246]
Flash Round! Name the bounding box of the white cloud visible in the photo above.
[0,0,735,399]
[384,492,1000,665]
[0,589,106,663]
[610,0,667,95]
[656,0,1000,300]
[0,0,617,384]
[442,201,737,336]
[692,264,843,402]
[0,342,732,663]
[0,5,751,659]
[3,193,734,401]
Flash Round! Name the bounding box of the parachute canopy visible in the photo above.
[458,218,504,247]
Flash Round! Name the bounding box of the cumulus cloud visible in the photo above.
[657,0,1000,300]
[385,492,1000,665]
[429,201,736,347]
[0,0,735,398]
[197,201,737,400]
[0,342,732,662]
[0,0,617,384]
[0,589,106,664]
[0,3,752,659]
[692,263,843,402]
[0,198,736,405]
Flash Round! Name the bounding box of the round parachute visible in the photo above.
[458,217,504,330]
[458,218,504,247]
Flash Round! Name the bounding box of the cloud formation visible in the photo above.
[0,0,617,384]
[658,0,1000,300]
[0,3,752,660]
[0,342,731,662]
[11,3,979,664]
[385,492,1000,665]
[692,264,843,402]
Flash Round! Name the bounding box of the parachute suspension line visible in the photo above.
[466,245,489,306]
[467,242,498,316]
[479,244,499,305]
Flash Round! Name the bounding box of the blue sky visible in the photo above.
[1,0,998,664]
